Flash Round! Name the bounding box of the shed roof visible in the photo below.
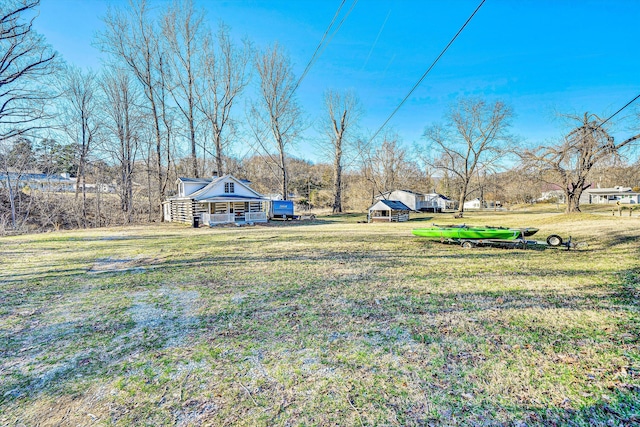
[369,200,411,211]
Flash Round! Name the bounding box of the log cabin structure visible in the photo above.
[163,175,268,225]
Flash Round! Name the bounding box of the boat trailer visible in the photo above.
[443,234,587,250]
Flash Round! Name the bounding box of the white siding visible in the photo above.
[193,176,262,199]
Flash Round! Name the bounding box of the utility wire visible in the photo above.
[313,0,358,63]
[367,0,486,145]
[600,93,640,127]
[291,0,351,95]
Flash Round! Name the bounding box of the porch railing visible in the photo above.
[202,213,234,224]
[245,211,267,222]
[201,211,267,225]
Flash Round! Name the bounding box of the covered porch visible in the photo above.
[199,198,267,225]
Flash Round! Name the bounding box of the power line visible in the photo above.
[313,0,358,63]
[292,0,354,95]
[600,93,640,127]
[367,0,486,144]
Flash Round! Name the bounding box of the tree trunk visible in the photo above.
[150,96,165,221]
[457,182,469,216]
[333,145,342,213]
[214,131,224,177]
[7,176,16,228]
[564,189,583,213]
[280,152,288,201]
[190,108,198,178]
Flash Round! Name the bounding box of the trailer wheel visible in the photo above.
[546,234,563,247]
[461,241,475,249]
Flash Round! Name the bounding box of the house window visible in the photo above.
[224,182,235,193]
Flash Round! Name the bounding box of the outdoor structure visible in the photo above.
[463,198,484,210]
[375,189,451,212]
[163,175,268,225]
[423,193,454,211]
[368,200,411,222]
[538,190,566,203]
[580,186,640,205]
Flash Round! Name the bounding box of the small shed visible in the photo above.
[368,200,411,222]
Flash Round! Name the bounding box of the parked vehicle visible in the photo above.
[268,200,295,220]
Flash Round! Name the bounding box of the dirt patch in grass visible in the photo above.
[88,256,164,274]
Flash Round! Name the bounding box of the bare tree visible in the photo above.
[162,0,205,177]
[357,133,415,203]
[58,65,100,228]
[249,43,303,200]
[521,112,640,213]
[0,137,34,229]
[99,0,170,220]
[100,68,142,223]
[197,23,251,178]
[423,98,514,216]
[319,90,361,213]
[0,0,56,143]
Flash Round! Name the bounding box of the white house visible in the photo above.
[580,186,640,205]
[463,198,484,210]
[375,189,450,212]
[1,172,77,192]
[538,189,566,203]
[163,175,268,225]
[423,193,453,211]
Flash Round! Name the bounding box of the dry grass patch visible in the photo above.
[1,212,639,426]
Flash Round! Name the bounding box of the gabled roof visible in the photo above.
[189,174,265,201]
[425,193,451,200]
[177,177,212,184]
[370,200,411,211]
[379,189,424,197]
[177,176,252,185]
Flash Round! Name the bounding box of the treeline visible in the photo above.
[1,0,639,234]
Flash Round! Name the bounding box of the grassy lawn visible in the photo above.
[1,209,639,426]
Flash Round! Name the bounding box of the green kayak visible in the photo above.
[411,224,538,240]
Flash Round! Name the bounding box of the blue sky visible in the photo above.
[35,0,640,162]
